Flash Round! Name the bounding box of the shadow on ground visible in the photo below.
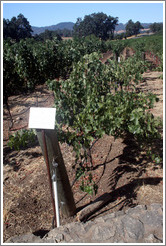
[77,133,163,222]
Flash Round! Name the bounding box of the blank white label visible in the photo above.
[28,107,56,129]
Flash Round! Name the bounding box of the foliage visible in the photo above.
[35,29,62,41]
[47,52,162,175]
[3,42,23,102]
[114,32,126,40]
[149,22,163,33]
[14,40,41,90]
[73,12,118,40]
[80,173,98,195]
[4,32,163,104]
[8,129,37,151]
[32,38,62,81]
[125,19,144,37]
[47,52,162,194]
[3,35,110,102]
[35,28,73,40]
[3,13,163,196]
[123,33,163,57]
[4,30,163,195]
[107,55,149,87]
[110,41,126,60]
[3,14,33,41]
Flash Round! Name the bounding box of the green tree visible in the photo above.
[3,14,33,41]
[38,29,62,41]
[133,21,144,36]
[73,17,84,38]
[16,14,33,40]
[149,22,163,33]
[73,12,118,40]
[3,18,10,39]
[125,19,135,37]
[126,19,143,37]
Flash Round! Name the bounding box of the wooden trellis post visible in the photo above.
[36,129,76,217]
[29,107,76,227]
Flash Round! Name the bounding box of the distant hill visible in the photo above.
[115,23,126,31]
[115,22,153,32]
[32,22,154,35]
[32,22,75,35]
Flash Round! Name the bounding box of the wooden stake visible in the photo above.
[41,130,57,227]
[36,129,76,219]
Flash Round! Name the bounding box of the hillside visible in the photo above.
[32,22,74,35]
[32,22,153,35]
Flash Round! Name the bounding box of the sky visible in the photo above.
[2,1,164,27]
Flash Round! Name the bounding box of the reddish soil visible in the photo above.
[3,71,163,242]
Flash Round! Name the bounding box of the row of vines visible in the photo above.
[4,34,163,194]
[4,34,163,98]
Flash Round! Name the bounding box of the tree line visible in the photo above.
[3,14,33,41]
[3,12,163,42]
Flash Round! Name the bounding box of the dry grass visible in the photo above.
[137,183,163,204]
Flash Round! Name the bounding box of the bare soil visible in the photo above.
[3,71,163,242]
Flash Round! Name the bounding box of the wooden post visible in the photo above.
[142,52,146,61]
[41,130,57,227]
[36,129,76,218]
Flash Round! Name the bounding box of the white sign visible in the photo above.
[28,107,56,129]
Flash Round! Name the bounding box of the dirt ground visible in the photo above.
[3,70,163,242]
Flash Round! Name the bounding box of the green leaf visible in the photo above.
[154,156,161,164]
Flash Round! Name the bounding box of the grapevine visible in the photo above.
[4,34,163,195]
[47,52,162,194]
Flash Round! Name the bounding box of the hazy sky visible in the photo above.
[2,1,164,27]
